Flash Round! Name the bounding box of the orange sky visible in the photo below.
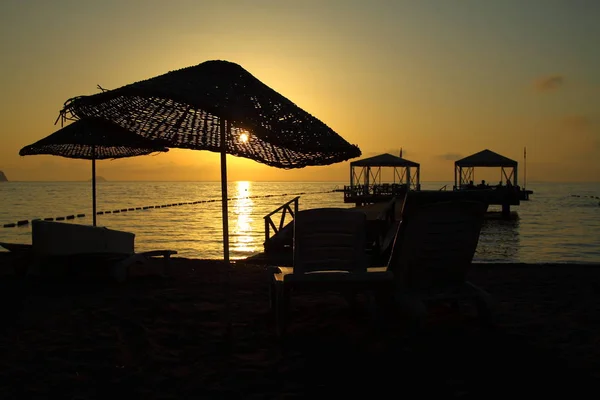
[0,1,598,182]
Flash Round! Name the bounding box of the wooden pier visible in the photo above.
[257,149,534,265]
[343,149,533,216]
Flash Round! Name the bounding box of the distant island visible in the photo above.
[0,171,7,182]
[89,176,107,182]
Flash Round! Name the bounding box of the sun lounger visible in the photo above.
[5,220,177,282]
[269,197,492,335]
[268,207,394,335]
[368,198,492,322]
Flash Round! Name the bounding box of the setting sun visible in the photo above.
[239,132,249,143]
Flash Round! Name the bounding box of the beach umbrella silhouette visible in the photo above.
[57,59,362,262]
[19,118,169,226]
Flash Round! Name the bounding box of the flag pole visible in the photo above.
[524,147,527,190]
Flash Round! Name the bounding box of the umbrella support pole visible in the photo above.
[92,147,97,227]
[221,119,232,342]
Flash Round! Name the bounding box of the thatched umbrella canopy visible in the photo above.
[20,118,169,225]
[20,117,169,160]
[57,60,361,262]
[58,60,361,169]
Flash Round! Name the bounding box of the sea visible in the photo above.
[1,181,599,264]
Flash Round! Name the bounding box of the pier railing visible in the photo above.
[343,184,409,204]
[264,196,299,251]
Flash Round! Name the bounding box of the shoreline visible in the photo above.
[1,256,599,396]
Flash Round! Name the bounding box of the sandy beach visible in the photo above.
[1,253,599,398]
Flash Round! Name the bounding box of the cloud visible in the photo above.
[560,115,591,131]
[533,75,565,92]
[437,153,462,161]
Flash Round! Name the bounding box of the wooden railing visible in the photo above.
[264,196,299,247]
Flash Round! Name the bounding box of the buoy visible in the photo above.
[44,218,54,221]
[128,208,134,211]
[3,223,16,228]
[136,207,141,210]
[77,214,85,218]
[105,211,112,214]
[113,210,121,213]
[97,211,104,215]
[66,215,75,220]
[56,217,65,221]
[143,206,149,210]
[121,209,128,212]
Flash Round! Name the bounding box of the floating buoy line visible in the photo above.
[2,189,337,228]
[570,194,600,206]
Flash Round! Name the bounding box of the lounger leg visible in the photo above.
[276,285,290,337]
[112,261,129,283]
[466,282,495,325]
[161,253,172,277]
[269,281,277,313]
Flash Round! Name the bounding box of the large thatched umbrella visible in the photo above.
[57,60,362,262]
[19,118,169,226]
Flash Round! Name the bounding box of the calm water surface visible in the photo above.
[1,181,599,263]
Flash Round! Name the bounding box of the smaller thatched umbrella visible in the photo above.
[19,118,169,226]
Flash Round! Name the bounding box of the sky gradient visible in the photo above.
[1,0,598,182]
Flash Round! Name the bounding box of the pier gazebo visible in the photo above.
[343,153,420,205]
[454,149,518,190]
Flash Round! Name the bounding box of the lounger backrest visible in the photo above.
[387,200,487,288]
[293,208,368,274]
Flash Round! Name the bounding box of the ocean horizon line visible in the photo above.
[2,179,599,184]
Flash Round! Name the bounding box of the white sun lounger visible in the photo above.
[4,220,177,282]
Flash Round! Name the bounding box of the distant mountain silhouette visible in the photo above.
[0,171,7,182]
[88,176,107,182]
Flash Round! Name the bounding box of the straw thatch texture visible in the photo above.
[58,60,361,168]
[19,118,169,160]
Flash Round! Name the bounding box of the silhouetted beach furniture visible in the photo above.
[58,60,361,263]
[369,199,492,322]
[0,242,31,253]
[19,118,169,226]
[268,208,394,335]
[269,198,492,335]
[5,220,176,282]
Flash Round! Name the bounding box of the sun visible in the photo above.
[239,132,249,143]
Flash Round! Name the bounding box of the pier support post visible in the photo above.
[501,203,511,218]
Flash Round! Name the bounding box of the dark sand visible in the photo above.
[1,253,599,398]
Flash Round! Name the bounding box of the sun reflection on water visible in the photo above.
[230,181,258,256]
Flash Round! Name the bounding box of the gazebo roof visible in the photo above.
[350,153,420,168]
[455,149,517,168]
